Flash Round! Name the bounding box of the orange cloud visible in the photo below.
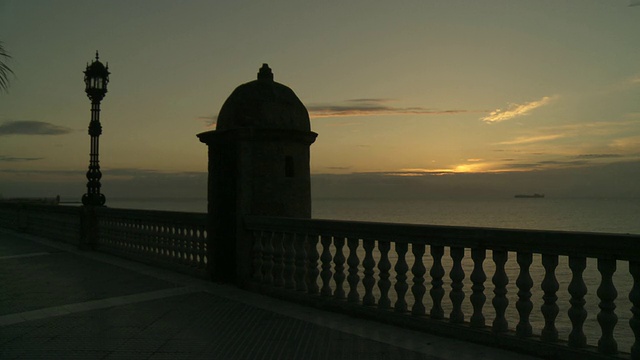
[495,134,565,146]
[482,96,556,123]
[610,136,640,153]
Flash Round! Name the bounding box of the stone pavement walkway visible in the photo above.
[0,228,541,359]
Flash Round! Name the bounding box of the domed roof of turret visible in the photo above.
[215,64,310,132]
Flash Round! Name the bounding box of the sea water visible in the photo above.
[312,197,640,235]
[106,197,640,234]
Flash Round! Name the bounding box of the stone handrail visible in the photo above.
[244,215,640,360]
[94,207,208,278]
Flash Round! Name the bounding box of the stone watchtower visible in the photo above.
[197,64,317,284]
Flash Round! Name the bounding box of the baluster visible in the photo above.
[541,254,559,342]
[202,228,208,267]
[430,245,445,319]
[252,230,263,282]
[176,227,184,263]
[262,232,274,285]
[630,261,640,359]
[181,228,189,264]
[174,226,181,261]
[597,258,618,354]
[157,225,165,260]
[140,223,149,258]
[187,231,195,266]
[568,256,587,348]
[181,228,188,264]
[294,233,308,291]
[282,233,295,289]
[411,242,426,316]
[155,224,162,254]
[190,232,198,267]
[347,237,360,303]
[516,252,533,337]
[362,239,376,306]
[378,241,392,310]
[172,227,179,259]
[182,228,190,265]
[158,225,164,258]
[164,226,171,258]
[305,234,320,295]
[187,238,196,267]
[273,232,286,287]
[320,235,333,297]
[182,229,190,264]
[176,227,183,261]
[470,248,486,328]
[186,225,196,268]
[333,237,346,299]
[492,250,509,333]
[188,225,195,264]
[449,246,465,323]
[166,226,173,258]
[394,242,409,313]
[198,228,206,269]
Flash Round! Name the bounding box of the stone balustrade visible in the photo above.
[94,207,208,278]
[0,202,81,244]
[0,203,208,278]
[3,202,638,359]
[245,215,640,360]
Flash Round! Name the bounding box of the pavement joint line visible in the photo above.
[0,252,51,260]
[0,285,204,327]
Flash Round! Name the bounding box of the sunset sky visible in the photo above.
[1,0,639,199]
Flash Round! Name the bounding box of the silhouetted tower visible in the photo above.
[82,51,110,206]
[198,64,317,283]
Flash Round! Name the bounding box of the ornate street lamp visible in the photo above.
[82,51,109,206]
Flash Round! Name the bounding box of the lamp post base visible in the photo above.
[82,193,106,206]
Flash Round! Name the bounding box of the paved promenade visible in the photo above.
[0,228,540,359]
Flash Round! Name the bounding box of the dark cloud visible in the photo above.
[575,154,622,159]
[307,99,487,119]
[0,168,81,175]
[505,163,543,169]
[346,98,395,103]
[0,121,73,136]
[538,160,589,166]
[0,155,43,162]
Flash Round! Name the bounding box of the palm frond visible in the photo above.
[0,41,15,92]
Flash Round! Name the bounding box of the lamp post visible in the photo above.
[82,51,109,206]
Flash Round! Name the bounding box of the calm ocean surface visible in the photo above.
[105,196,639,351]
[107,197,640,235]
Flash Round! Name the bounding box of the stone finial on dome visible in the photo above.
[257,63,273,81]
